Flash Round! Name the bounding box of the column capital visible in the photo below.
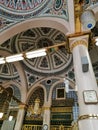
[68,34,89,52]
[70,40,88,52]
[19,104,27,110]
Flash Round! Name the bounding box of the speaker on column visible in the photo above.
[81,56,89,72]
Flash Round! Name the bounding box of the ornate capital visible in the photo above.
[70,40,88,52]
[19,104,27,110]
[67,33,90,52]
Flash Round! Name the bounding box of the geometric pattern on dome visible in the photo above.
[0,0,46,12]
[25,71,39,89]
[0,17,15,33]
[0,0,69,34]
[0,27,72,76]
[0,63,18,79]
[0,0,68,21]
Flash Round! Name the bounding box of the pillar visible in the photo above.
[14,104,26,130]
[43,106,51,130]
[69,34,98,130]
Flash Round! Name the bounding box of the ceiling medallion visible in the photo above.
[0,0,50,20]
[0,0,45,11]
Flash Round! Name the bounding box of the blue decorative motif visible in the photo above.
[44,0,68,20]
[53,0,63,11]
[0,0,44,11]
[0,0,50,20]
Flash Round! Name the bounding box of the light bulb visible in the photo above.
[8,115,13,121]
[0,112,3,118]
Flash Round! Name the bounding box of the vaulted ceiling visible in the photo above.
[0,0,98,99]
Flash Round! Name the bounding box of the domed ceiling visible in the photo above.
[0,27,73,86]
[0,0,98,86]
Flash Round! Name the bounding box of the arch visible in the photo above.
[0,50,27,103]
[26,76,75,106]
[26,83,47,104]
[3,80,22,98]
[48,76,75,105]
[0,17,70,44]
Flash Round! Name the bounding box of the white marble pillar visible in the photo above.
[43,106,51,130]
[69,34,98,130]
[14,104,26,130]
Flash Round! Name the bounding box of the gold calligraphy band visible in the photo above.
[78,114,98,121]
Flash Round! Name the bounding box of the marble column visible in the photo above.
[43,106,51,130]
[69,34,98,130]
[14,104,26,130]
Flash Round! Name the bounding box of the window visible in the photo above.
[56,88,65,99]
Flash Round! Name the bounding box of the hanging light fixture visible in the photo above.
[0,57,5,64]
[6,54,24,63]
[0,42,67,64]
[80,10,96,30]
[8,115,13,121]
[25,48,46,59]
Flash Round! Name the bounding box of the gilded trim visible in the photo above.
[43,107,50,110]
[19,104,27,109]
[51,107,72,112]
[67,31,91,38]
[78,114,98,121]
[70,40,88,52]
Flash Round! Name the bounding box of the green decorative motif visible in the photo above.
[29,76,35,83]
[68,71,75,79]
[54,0,63,10]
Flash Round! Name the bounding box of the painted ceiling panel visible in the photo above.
[0,0,68,20]
[0,0,69,33]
